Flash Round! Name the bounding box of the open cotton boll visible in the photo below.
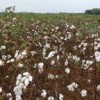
[41,90,47,98]
[0,60,4,66]
[21,50,27,56]
[95,51,100,62]
[38,62,44,73]
[24,78,29,86]
[23,72,30,77]
[18,83,24,89]
[59,93,64,100]
[64,59,68,66]
[47,51,55,59]
[10,59,15,63]
[16,95,21,100]
[97,85,100,91]
[50,60,55,65]
[13,86,22,96]
[65,68,70,74]
[21,77,27,82]
[2,55,7,60]
[38,62,44,68]
[16,74,22,80]
[72,82,78,88]
[28,75,33,82]
[67,84,75,91]
[17,63,24,68]
[80,89,87,97]
[16,80,21,86]
[14,51,19,58]
[31,51,37,56]
[1,45,6,50]
[70,25,75,29]
[0,87,2,93]
[6,93,12,100]
[48,73,54,79]
[48,96,54,100]
[44,43,50,49]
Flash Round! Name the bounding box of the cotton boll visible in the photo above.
[7,54,12,59]
[44,43,50,49]
[95,51,100,62]
[18,83,24,89]
[48,96,54,100]
[70,25,75,29]
[21,77,27,82]
[50,60,55,65]
[14,51,19,58]
[0,60,4,66]
[13,86,22,96]
[6,60,11,64]
[24,78,29,86]
[48,73,54,79]
[65,68,70,74]
[31,51,37,56]
[80,89,87,97]
[67,84,74,91]
[16,74,22,80]
[17,63,24,68]
[41,90,47,98]
[97,85,100,91]
[28,75,33,82]
[38,62,44,73]
[23,72,30,77]
[0,87,2,93]
[16,95,21,100]
[1,45,6,50]
[39,68,44,73]
[38,62,44,69]
[10,59,15,63]
[16,80,21,86]
[59,93,64,100]
[57,55,60,61]
[21,50,27,56]
[64,59,68,66]
[72,82,78,88]
[2,55,7,60]
[6,93,12,100]
[47,51,55,59]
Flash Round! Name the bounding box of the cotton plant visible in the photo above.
[13,72,33,100]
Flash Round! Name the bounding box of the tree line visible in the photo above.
[85,8,100,15]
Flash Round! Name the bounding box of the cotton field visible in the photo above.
[0,9,100,100]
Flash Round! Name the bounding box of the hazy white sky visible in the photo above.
[0,0,100,13]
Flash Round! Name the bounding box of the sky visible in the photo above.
[0,0,100,13]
